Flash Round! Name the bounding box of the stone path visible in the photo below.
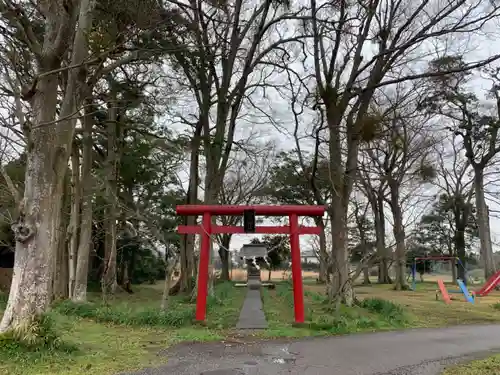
[121,324,500,375]
[235,288,267,329]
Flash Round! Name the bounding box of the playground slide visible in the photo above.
[457,279,474,303]
[476,269,500,297]
[437,279,451,304]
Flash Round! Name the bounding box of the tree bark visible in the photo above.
[327,200,353,305]
[313,216,328,283]
[176,124,202,294]
[474,168,496,279]
[161,255,179,310]
[325,99,355,305]
[454,200,470,284]
[0,70,64,331]
[73,106,94,302]
[102,98,119,296]
[451,258,458,282]
[218,234,231,281]
[68,143,81,298]
[53,173,70,300]
[0,0,96,332]
[372,194,390,284]
[0,154,67,332]
[362,265,371,285]
[389,181,408,290]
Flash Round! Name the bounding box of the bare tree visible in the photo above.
[72,104,94,301]
[0,0,175,332]
[421,61,500,279]
[361,89,437,290]
[215,148,272,280]
[0,0,99,333]
[165,0,308,294]
[307,0,500,304]
[432,135,475,281]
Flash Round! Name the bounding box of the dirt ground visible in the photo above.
[230,269,319,281]
[229,269,460,283]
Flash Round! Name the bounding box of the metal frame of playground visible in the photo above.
[412,255,500,303]
[176,204,326,323]
[410,256,467,291]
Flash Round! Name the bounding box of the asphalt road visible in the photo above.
[121,325,500,375]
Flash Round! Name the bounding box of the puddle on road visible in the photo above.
[201,370,245,375]
[199,345,298,374]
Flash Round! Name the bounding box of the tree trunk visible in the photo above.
[0,0,96,333]
[362,265,371,285]
[454,226,467,282]
[176,125,202,294]
[474,168,495,279]
[451,259,458,282]
[122,263,131,292]
[327,200,353,306]
[218,234,231,281]
[161,256,180,310]
[102,99,119,296]
[204,185,219,297]
[0,47,74,331]
[73,105,94,302]
[53,173,70,300]
[313,216,328,283]
[0,76,65,332]
[325,100,355,305]
[389,182,408,290]
[373,195,390,284]
[68,143,81,298]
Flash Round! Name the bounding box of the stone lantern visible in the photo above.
[240,243,267,286]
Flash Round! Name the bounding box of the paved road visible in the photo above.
[121,325,500,375]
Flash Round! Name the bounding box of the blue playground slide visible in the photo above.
[457,279,474,303]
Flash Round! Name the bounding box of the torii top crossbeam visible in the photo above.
[176,204,325,216]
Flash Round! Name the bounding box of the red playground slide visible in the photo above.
[476,269,500,297]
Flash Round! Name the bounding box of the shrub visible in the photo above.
[359,298,408,324]
[54,300,195,328]
[307,307,382,333]
[304,290,328,304]
[0,314,75,353]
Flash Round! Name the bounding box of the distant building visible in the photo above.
[301,250,319,264]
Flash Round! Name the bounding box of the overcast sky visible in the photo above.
[2,4,500,259]
[165,11,500,258]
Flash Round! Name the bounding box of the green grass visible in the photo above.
[0,282,245,375]
[260,282,410,338]
[351,282,500,327]
[3,278,500,375]
[262,280,500,337]
[442,354,500,375]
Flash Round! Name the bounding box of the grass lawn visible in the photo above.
[260,280,500,337]
[2,276,500,375]
[442,354,500,375]
[0,282,245,375]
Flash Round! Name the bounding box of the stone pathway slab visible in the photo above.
[235,289,267,329]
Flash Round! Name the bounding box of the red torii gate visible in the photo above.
[176,204,326,323]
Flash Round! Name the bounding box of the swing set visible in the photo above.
[410,256,467,291]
